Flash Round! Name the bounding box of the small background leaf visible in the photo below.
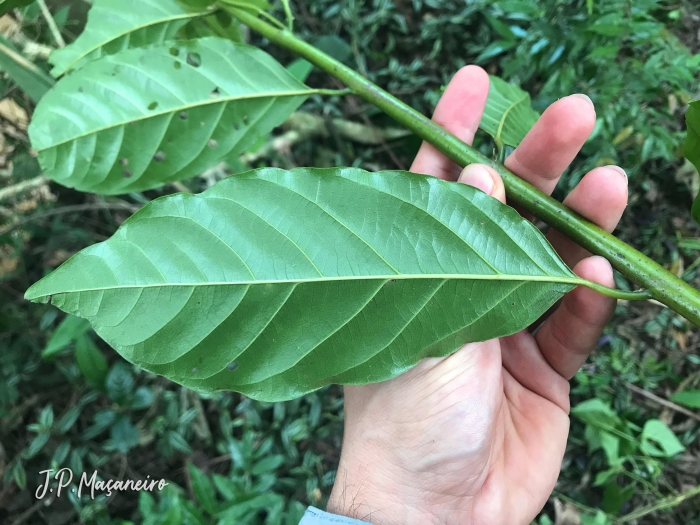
[0,34,53,102]
[42,314,90,359]
[75,335,109,388]
[108,416,139,453]
[480,75,539,148]
[684,101,700,224]
[640,419,684,457]
[670,389,700,409]
[0,0,34,17]
[188,463,218,515]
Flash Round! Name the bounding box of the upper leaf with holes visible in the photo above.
[29,37,313,194]
[26,167,577,401]
[48,0,208,77]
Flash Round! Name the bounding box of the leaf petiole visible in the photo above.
[574,281,652,301]
[281,0,294,31]
[311,87,352,96]
[219,0,287,30]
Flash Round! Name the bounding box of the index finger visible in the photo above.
[410,65,490,180]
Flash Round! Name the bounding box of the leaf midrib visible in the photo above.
[37,89,314,151]
[495,89,528,144]
[29,273,581,299]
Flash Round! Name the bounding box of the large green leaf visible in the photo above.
[26,168,577,401]
[480,75,539,149]
[28,37,312,194]
[685,101,700,225]
[48,0,207,77]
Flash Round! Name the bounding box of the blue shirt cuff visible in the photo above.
[300,506,372,525]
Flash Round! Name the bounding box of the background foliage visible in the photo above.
[0,0,699,523]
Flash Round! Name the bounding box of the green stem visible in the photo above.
[231,8,700,326]
[615,484,700,523]
[281,0,294,31]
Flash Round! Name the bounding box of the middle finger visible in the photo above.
[504,94,596,196]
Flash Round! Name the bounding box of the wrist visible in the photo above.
[326,469,423,525]
[327,454,475,525]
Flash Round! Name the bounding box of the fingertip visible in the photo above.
[540,94,597,149]
[569,256,617,328]
[606,165,628,184]
[573,256,615,288]
[571,93,594,109]
[565,165,629,225]
[504,93,597,194]
[565,94,597,124]
[453,65,489,86]
[459,164,493,194]
[458,164,506,203]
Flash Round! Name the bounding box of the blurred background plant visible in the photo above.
[0,0,699,523]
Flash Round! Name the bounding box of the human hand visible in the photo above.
[326,66,628,525]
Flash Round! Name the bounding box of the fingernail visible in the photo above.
[571,93,594,107]
[459,165,494,195]
[590,255,613,272]
[606,165,627,183]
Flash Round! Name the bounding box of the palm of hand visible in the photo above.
[328,67,628,525]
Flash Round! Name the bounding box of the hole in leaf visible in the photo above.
[169,46,179,56]
[242,115,249,124]
[186,52,202,67]
[174,61,181,70]
[123,169,133,178]
[233,124,240,131]
[153,151,166,162]
[210,87,220,98]
[226,362,238,372]
[119,158,129,166]
[208,139,218,148]
[179,111,188,120]
[148,101,158,110]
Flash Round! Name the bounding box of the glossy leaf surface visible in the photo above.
[29,37,312,194]
[481,75,539,148]
[48,0,206,77]
[26,168,577,401]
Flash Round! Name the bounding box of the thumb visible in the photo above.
[458,164,506,204]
